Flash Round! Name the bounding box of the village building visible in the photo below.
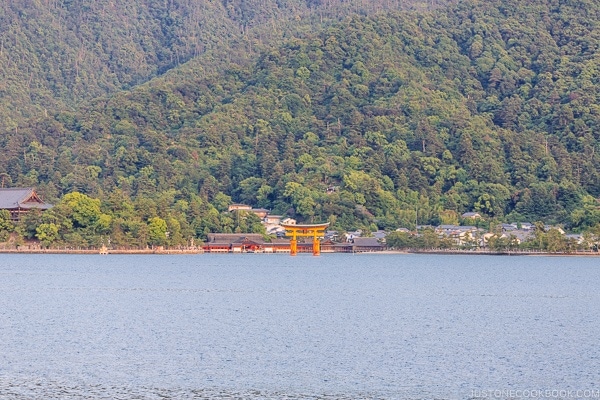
[0,187,53,222]
[461,212,482,219]
[544,225,565,234]
[228,204,252,212]
[372,230,387,241]
[502,223,536,232]
[324,230,339,241]
[565,233,584,245]
[269,238,292,253]
[509,230,534,243]
[481,230,533,247]
[416,225,435,231]
[264,215,282,225]
[436,225,481,246]
[351,237,385,252]
[251,208,269,219]
[329,237,385,253]
[265,225,286,236]
[436,225,478,235]
[344,230,363,242]
[227,203,271,219]
[521,223,534,230]
[501,223,518,232]
[320,238,337,253]
[203,233,267,253]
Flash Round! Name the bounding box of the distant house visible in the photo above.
[521,223,534,231]
[351,237,385,252]
[266,225,285,236]
[436,225,478,235]
[565,234,584,245]
[509,230,534,244]
[461,212,482,219]
[227,203,272,219]
[251,208,269,219]
[264,215,282,225]
[545,225,565,235]
[436,225,480,246]
[372,230,387,240]
[416,225,434,231]
[344,230,362,242]
[0,187,53,221]
[501,223,518,232]
[324,230,339,240]
[228,203,252,212]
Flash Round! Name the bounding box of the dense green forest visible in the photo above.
[1,0,600,248]
[0,0,438,128]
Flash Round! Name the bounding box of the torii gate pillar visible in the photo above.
[282,222,329,256]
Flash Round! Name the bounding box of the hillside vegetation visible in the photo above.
[1,0,600,247]
[0,0,437,128]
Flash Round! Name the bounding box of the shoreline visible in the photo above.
[0,248,204,255]
[0,248,598,256]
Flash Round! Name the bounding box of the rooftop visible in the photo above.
[0,188,53,210]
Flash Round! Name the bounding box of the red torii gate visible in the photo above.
[281,222,330,256]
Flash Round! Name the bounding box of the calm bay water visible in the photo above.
[0,253,598,399]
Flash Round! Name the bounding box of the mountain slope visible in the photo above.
[0,0,441,129]
[0,0,242,128]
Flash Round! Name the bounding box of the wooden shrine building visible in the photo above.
[0,187,53,221]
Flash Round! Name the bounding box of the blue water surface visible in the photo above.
[0,253,598,399]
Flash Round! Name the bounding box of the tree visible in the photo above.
[570,195,600,230]
[417,228,440,249]
[283,182,318,221]
[17,209,43,240]
[545,229,566,253]
[62,192,102,228]
[36,223,59,248]
[0,210,14,242]
[385,231,414,249]
[148,217,168,247]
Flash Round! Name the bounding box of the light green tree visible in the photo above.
[62,192,102,228]
[36,223,59,248]
[148,217,168,246]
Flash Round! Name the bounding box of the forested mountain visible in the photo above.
[0,0,438,129]
[1,0,600,247]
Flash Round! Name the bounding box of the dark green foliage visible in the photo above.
[0,209,13,242]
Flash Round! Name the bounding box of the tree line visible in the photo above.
[0,191,266,249]
[0,0,599,242]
